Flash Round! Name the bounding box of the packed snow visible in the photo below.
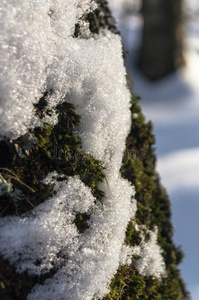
[0,0,166,299]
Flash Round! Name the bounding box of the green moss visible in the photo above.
[74,213,90,233]
[125,222,142,247]
[34,90,49,118]
[104,265,163,300]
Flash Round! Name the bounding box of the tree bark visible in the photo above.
[139,0,184,80]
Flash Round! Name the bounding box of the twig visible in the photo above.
[0,168,20,180]
[52,129,58,145]
[0,169,36,193]
[6,175,36,193]
[119,284,127,300]
[66,112,75,129]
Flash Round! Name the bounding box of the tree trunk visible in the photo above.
[139,0,184,80]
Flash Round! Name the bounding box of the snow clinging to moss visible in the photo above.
[0,0,166,299]
[120,226,166,279]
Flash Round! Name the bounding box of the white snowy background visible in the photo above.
[110,0,199,299]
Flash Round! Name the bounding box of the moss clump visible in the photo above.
[0,2,189,297]
[104,94,190,300]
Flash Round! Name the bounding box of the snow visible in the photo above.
[28,175,136,300]
[120,226,166,279]
[0,174,135,300]
[66,32,132,172]
[0,175,94,275]
[134,227,166,279]
[0,0,95,140]
[0,0,167,299]
[110,0,199,298]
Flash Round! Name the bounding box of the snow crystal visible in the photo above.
[67,32,132,173]
[120,226,166,279]
[134,227,166,279]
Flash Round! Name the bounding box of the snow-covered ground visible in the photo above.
[110,1,199,299]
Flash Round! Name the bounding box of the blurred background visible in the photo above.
[109,0,199,299]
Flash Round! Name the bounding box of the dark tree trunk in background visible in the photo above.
[139,0,184,80]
